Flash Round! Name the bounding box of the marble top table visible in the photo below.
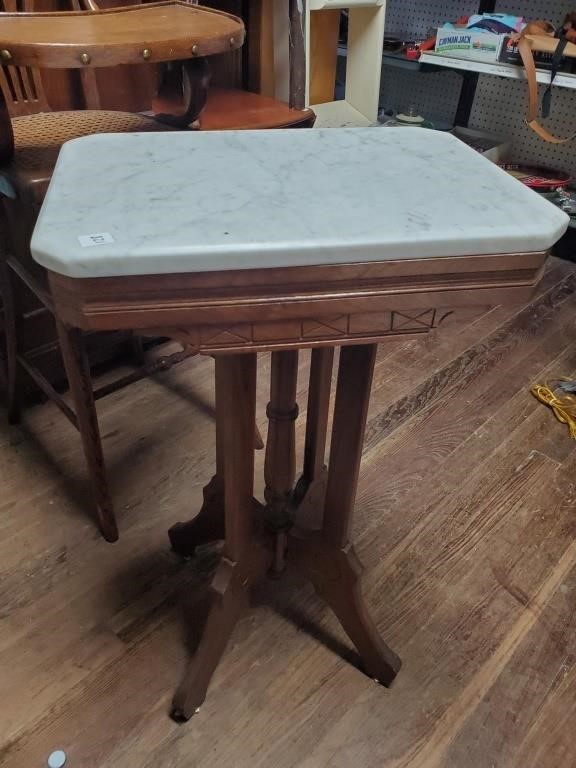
[32,128,567,278]
[31,128,569,722]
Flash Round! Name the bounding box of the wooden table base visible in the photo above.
[169,345,401,720]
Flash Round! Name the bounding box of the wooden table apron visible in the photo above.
[46,250,547,719]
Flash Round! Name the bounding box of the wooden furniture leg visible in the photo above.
[170,346,399,716]
[0,260,21,424]
[253,424,265,451]
[169,364,227,556]
[153,58,210,128]
[169,355,264,557]
[264,350,299,574]
[290,344,401,685]
[293,347,334,527]
[55,319,118,543]
[168,473,225,558]
[172,354,271,720]
[130,333,146,367]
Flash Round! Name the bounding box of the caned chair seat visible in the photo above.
[5,110,176,204]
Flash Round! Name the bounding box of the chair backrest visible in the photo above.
[79,1,199,7]
[0,80,14,162]
[0,0,50,117]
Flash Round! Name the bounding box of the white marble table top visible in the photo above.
[31,128,569,278]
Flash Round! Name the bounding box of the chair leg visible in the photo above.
[130,332,146,367]
[0,261,21,424]
[254,424,264,450]
[55,318,118,543]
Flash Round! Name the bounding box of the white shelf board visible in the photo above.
[310,0,383,9]
[420,52,576,90]
[311,100,373,128]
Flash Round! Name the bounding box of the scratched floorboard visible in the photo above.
[1,256,576,768]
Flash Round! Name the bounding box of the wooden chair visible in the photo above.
[83,0,316,130]
[197,0,316,130]
[0,1,247,542]
[0,0,311,542]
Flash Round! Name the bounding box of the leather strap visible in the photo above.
[517,35,576,143]
[542,35,568,117]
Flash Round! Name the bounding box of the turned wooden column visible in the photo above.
[264,350,299,570]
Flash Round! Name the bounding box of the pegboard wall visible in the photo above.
[381,0,487,130]
[381,0,576,175]
[385,0,480,39]
[379,67,464,125]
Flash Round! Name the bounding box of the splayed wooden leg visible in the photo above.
[172,354,271,718]
[292,344,400,684]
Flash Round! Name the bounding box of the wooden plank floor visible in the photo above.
[1,256,576,768]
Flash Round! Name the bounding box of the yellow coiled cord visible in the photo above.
[531,379,576,439]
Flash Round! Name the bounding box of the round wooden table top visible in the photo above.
[0,1,245,68]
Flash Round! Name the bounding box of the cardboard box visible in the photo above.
[452,126,510,164]
[498,35,575,72]
[435,27,503,61]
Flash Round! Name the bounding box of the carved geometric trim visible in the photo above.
[148,307,445,353]
[302,315,348,338]
[201,324,253,345]
[391,309,436,331]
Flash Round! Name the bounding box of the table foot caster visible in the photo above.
[171,705,200,723]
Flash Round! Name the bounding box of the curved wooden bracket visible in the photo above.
[152,57,210,128]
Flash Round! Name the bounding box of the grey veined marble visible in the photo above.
[31,128,569,278]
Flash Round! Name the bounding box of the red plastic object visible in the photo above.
[419,36,436,52]
[499,164,571,190]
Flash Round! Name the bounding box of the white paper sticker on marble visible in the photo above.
[77,233,115,248]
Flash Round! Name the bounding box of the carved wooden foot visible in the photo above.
[171,542,271,720]
[171,563,247,720]
[290,345,401,684]
[289,529,401,685]
[168,474,225,557]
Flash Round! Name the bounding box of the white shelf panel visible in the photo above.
[311,100,373,127]
[310,0,383,8]
[420,51,576,90]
